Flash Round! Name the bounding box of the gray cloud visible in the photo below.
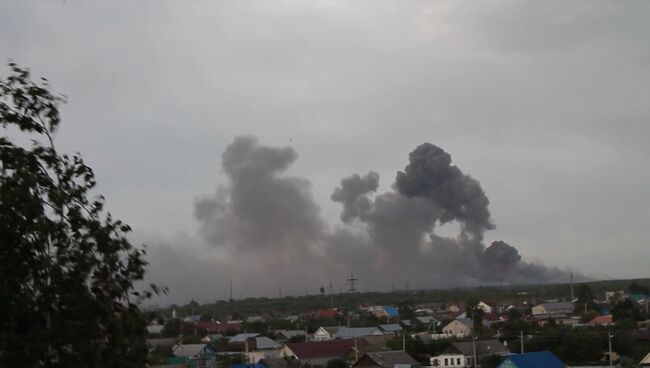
[2,1,649,302]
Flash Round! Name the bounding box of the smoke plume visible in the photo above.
[149,136,574,302]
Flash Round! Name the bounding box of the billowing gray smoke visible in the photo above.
[395,143,494,241]
[158,136,573,301]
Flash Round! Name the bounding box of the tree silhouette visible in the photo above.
[0,63,162,367]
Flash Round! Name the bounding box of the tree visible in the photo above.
[0,63,161,367]
[326,358,348,368]
[628,281,649,296]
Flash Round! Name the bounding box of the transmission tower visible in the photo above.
[347,272,359,294]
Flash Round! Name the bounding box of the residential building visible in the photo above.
[246,316,266,323]
[415,316,438,326]
[441,318,473,338]
[316,309,339,320]
[274,329,307,342]
[172,344,217,368]
[497,351,566,368]
[353,351,418,368]
[476,301,495,314]
[334,327,383,339]
[640,351,650,367]
[586,315,613,327]
[244,336,282,363]
[283,339,369,366]
[229,333,260,350]
[531,302,573,317]
[146,323,165,335]
[430,339,509,368]
[378,324,403,336]
[312,326,341,341]
[370,306,400,319]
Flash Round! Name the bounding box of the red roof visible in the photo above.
[196,321,222,333]
[587,315,612,326]
[315,309,338,319]
[287,339,368,359]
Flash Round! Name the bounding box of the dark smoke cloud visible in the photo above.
[161,136,576,302]
[395,143,494,240]
[330,171,379,223]
[485,240,522,267]
[194,136,325,255]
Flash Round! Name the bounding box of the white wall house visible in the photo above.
[431,353,473,368]
[476,301,494,314]
[312,326,340,341]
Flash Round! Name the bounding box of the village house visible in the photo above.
[274,329,307,342]
[246,316,267,324]
[476,301,496,314]
[283,339,369,367]
[369,306,400,320]
[640,351,650,367]
[441,318,474,338]
[172,343,217,368]
[334,327,384,339]
[378,324,403,336]
[315,309,339,320]
[586,315,613,327]
[312,326,342,341]
[497,351,565,368]
[531,302,574,317]
[146,323,165,335]
[353,351,419,368]
[415,316,439,326]
[430,339,509,368]
[244,336,282,363]
[229,333,260,350]
[343,335,394,362]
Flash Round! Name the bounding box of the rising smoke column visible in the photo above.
[192,136,332,293]
[190,136,573,297]
[330,142,572,286]
[395,143,494,240]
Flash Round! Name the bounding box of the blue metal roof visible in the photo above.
[498,351,565,368]
[383,306,399,317]
[231,364,267,368]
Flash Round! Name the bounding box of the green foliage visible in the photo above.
[479,354,503,368]
[628,281,649,296]
[0,63,160,367]
[553,328,604,365]
[326,358,348,368]
[162,319,182,337]
[612,298,647,323]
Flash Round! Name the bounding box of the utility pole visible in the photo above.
[402,331,406,352]
[608,332,614,368]
[354,338,358,362]
[329,280,334,308]
[472,335,478,368]
[570,272,574,300]
[520,330,524,354]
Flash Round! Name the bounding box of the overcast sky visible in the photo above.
[2,1,649,303]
